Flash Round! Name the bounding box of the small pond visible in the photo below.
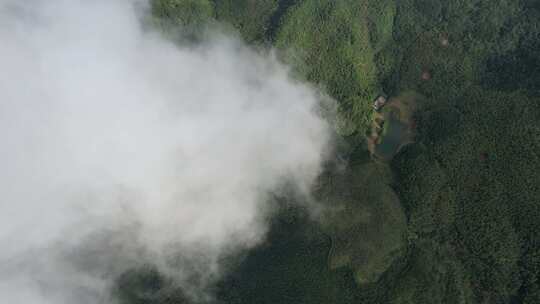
[374,112,409,160]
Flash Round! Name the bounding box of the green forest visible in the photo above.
[118,1,540,303]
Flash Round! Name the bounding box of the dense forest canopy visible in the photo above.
[118,1,540,303]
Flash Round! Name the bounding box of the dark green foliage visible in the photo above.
[113,266,188,304]
[390,0,527,102]
[386,241,474,304]
[316,153,407,284]
[152,0,214,27]
[392,147,457,235]
[394,89,540,302]
[481,5,540,95]
[150,0,214,41]
[212,0,279,43]
[216,205,363,304]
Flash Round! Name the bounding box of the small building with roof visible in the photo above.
[373,95,387,111]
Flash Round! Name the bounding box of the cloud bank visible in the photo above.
[0,0,332,303]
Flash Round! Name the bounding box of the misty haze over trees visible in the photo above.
[1,0,539,304]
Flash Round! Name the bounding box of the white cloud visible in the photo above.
[0,0,332,302]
